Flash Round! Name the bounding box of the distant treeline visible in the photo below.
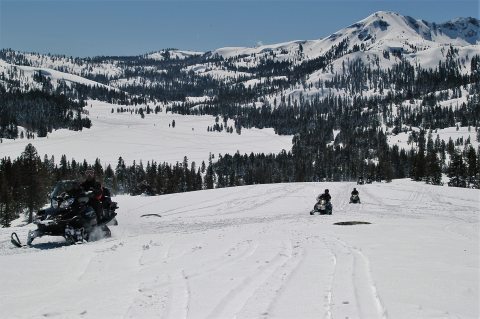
[0,89,91,139]
[1,141,478,227]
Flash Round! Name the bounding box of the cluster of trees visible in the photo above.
[207,116,235,133]
[2,138,479,227]
[0,88,91,139]
[324,47,478,98]
[114,105,162,115]
[0,145,208,227]
[1,145,47,227]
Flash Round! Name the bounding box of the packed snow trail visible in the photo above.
[0,180,478,319]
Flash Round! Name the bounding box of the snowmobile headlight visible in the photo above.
[60,198,75,209]
[52,199,59,209]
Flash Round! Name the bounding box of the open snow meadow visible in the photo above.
[0,179,478,319]
[0,100,292,166]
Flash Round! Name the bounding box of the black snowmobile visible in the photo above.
[11,180,118,248]
[357,177,365,185]
[349,194,361,204]
[310,198,333,215]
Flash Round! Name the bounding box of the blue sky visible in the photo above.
[0,0,478,57]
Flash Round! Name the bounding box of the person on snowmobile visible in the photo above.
[351,188,359,196]
[313,189,332,214]
[350,188,361,203]
[317,189,331,202]
[80,169,103,224]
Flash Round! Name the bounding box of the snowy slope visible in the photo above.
[0,179,478,318]
[0,50,123,78]
[1,11,477,105]
[200,11,480,106]
[0,100,292,166]
[387,126,479,153]
[0,59,117,91]
[146,49,204,61]
[3,11,477,90]
[212,11,479,65]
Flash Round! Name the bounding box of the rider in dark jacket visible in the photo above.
[80,169,103,223]
[350,187,361,203]
[317,189,331,202]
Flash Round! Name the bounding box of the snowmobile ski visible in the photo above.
[11,232,24,248]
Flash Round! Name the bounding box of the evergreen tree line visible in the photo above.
[170,87,479,137]
[0,88,91,139]
[1,139,478,228]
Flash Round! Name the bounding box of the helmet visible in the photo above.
[353,188,357,191]
[325,189,329,193]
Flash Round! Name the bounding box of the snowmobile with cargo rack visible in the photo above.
[11,180,118,248]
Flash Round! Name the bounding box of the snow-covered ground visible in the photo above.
[0,179,478,319]
[387,126,479,152]
[0,100,292,166]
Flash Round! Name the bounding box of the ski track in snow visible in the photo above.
[323,236,388,319]
[0,180,478,319]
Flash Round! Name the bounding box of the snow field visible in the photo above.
[0,100,293,166]
[0,179,478,319]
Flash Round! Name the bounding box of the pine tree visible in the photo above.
[94,158,104,181]
[115,157,127,193]
[426,152,442,185]
[466,146,478,186]
[104,164,116,193]
[205,154,214,189]
[19,144,46,223]
[0,168,16,227]
[448,150,467,187]
[413,130,426,181]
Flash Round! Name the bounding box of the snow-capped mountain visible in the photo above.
[1,11,478,100]
[210,11,478,67]
[201,11,479,104]
[211,11,478,81]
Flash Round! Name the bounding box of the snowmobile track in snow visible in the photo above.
[323,236,388,319]
[1,180,478,318]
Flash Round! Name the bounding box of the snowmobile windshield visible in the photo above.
[51,181,82,198]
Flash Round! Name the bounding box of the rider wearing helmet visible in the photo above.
[350,187,361,203]
[80,169,103,224]
[317,189,331,202]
